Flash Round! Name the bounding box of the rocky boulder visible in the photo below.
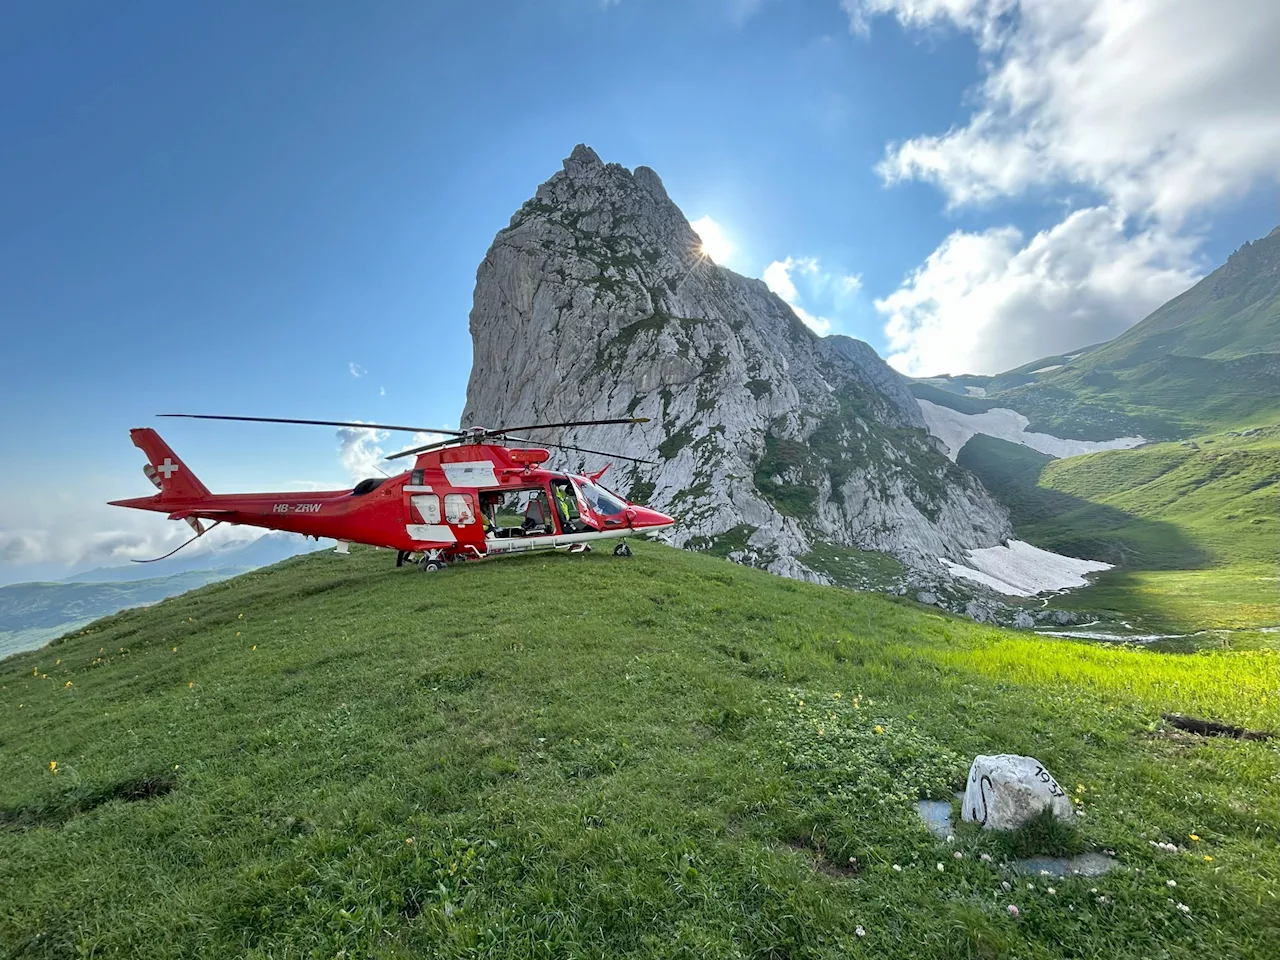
[961,754,1074,831]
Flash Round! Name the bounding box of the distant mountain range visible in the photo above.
[0,533,330,657]
[911,226,1278,634]
[64,532,331,583]
[913,225,1280,444]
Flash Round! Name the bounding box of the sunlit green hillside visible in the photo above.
[958,426,1279,633]
[2,545,1276,959]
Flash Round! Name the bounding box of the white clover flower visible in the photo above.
[954,851,963,859]
[1047,887,1056,895]
[1177,903,1190,914]
[1167,880,1177,888]
[937,862,945,872]
[1001,881,1011,891]
[892,864,902,872]
[980,853,991,862]
[855,925,866,937]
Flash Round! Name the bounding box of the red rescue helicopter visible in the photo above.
[109,415,674,570]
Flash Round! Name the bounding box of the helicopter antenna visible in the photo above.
[130,520,223,563]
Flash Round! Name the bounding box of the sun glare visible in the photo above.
[690,215,733,264]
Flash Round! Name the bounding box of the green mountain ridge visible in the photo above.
[913,225,1280,441]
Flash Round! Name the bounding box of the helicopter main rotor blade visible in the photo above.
[384,436,466,461]
[159,414,469,436]
[504,436,654,465]
[486,417,650,436]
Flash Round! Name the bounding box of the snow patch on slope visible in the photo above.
[942,540,1112,597]
[964,386,987,397]
[918,399,1145,461]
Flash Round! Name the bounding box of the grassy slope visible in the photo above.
[2,545,1277,959]
[957,428,1279,632]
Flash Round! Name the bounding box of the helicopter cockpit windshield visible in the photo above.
[573,478,628,518]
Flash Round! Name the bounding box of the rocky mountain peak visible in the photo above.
[464,146,1010,582]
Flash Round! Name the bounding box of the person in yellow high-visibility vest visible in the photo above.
[553,483,578,533]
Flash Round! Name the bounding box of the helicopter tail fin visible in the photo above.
[128,428,212,501]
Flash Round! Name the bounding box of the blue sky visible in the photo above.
[2,0,1277,580]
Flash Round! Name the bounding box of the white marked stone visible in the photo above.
[962,755,1073,831]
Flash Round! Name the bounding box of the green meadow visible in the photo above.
[958,426,1280,634]
[2,544,1276,959]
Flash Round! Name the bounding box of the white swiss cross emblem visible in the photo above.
[157,458,180,480]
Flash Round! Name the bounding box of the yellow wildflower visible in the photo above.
[63,681,72,688]
[252,645,257,651]
[172,647,177,652]
[1203,855,1213,861]
[188,682,194,688]
[55,659,61,665]
[1189,834,1200,841]
[48,761,56,772]
[833,692,842,699]
[874,724,885,734]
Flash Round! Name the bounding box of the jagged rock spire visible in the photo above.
[463,146,1010,578]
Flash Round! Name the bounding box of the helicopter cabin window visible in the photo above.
[410,469,424,486]
[412,494,440,524]
[444,493,475,525]
[575,478,627,517]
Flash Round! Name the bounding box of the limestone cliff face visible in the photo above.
[461,146,1010,579]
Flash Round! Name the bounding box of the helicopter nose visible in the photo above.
[627,505,675,530]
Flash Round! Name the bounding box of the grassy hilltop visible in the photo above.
[1,544,1276,959]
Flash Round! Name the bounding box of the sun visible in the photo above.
[690,216,733,264]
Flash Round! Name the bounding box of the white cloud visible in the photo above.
[379,386,386,397]
[349,362,367,378]
[848,0,1280,223]
[876,207,1202,376]
[0,509,268,578]
[847,0,1276,372]
[337,425,450,481]
[336,426,387,480]
[763,256,849,335]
